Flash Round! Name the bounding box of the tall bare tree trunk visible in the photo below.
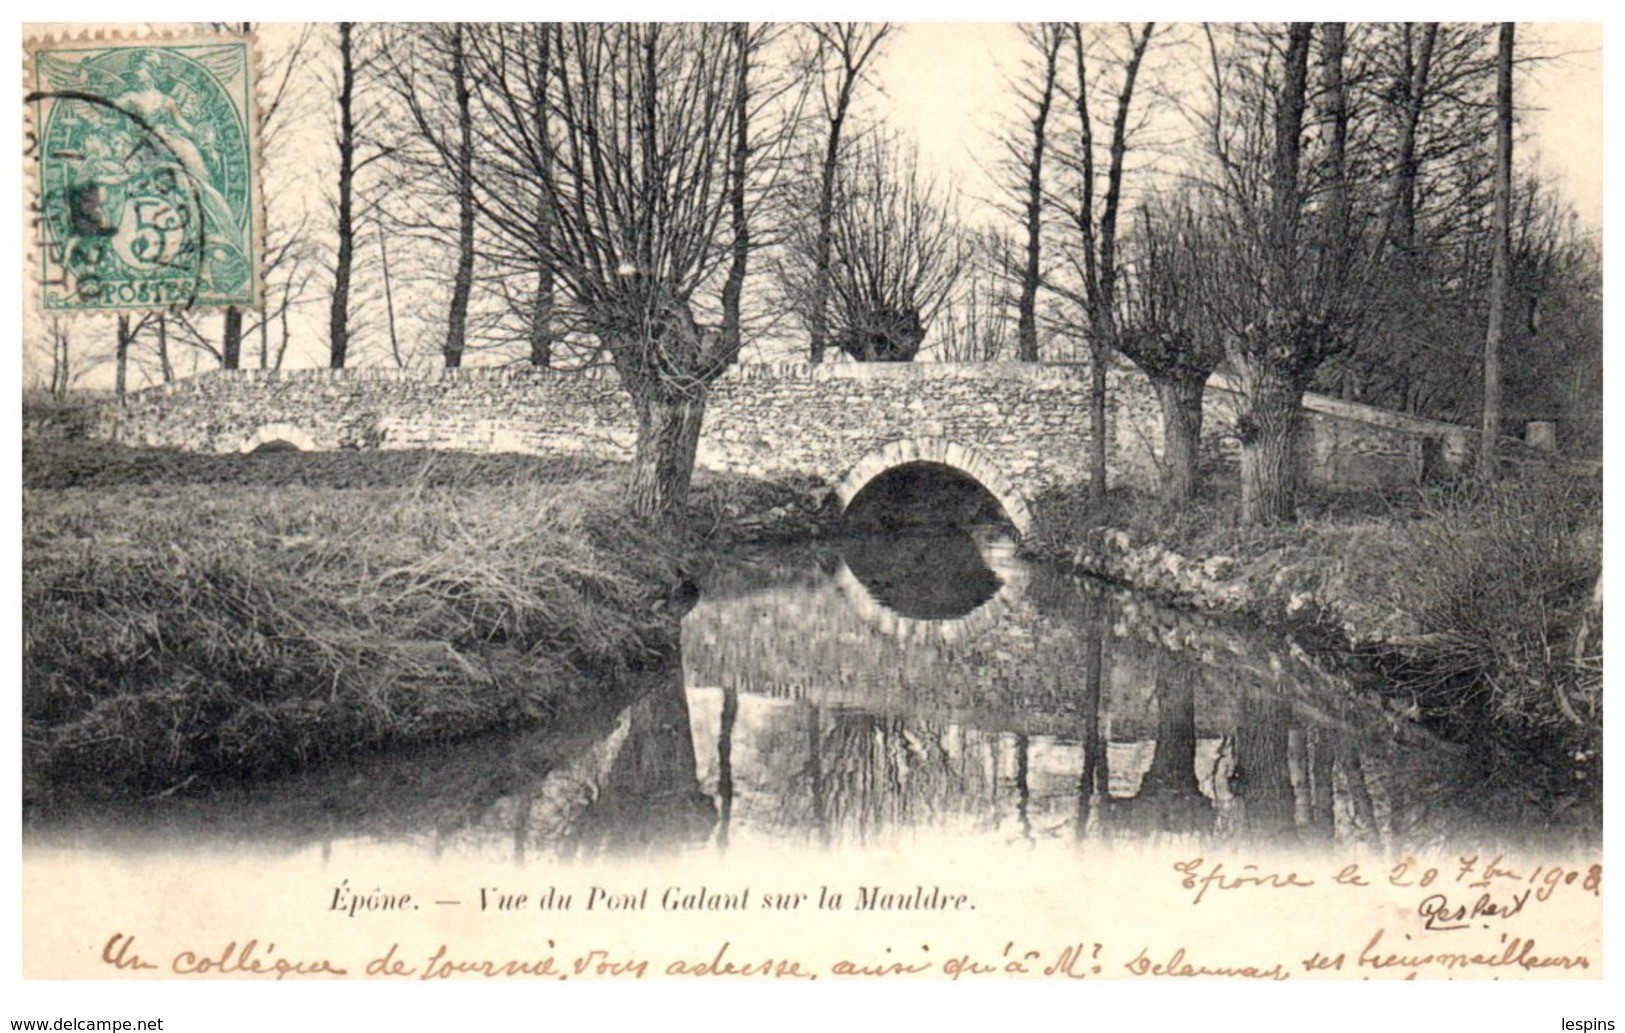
[1391,24,1438,255]
[329,22,356,369]
[50,322,70,398]
[258,304,270,369]
[1017,29,1062,363]
[376,221,404,368]
[529,29,555,369]
[115,314,131,398]
[1480,23,1513,481]
[1070,23,1153,505]
[810,100,847,365]
[1233,22,1312,526]
[1089,325,1109,504]
[444,23,474,370]
[157,314,173,384]
[1235,363,1304,524]
[221,307,242,369]
[529,275,552,368]
[721,22,750,358]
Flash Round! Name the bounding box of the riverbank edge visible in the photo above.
[1025,511,1602,761]
[21,437,870,806]
[1029,524,1408,659]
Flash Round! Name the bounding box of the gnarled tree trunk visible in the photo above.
[1233,357,1305,525]
[1155,373,1205,504]
[624,382,708,523]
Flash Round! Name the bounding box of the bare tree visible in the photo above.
[1193,23,1383,524]
[1316,23,1498,415]
[113,313,153,398]
[1116,194,1225,504]
[466,23,749,520]
[1053,22,1156,504]
[1480,23,1514,480]
[376,23,478,369]
[187,22,313,371]
[936,229,1017,362]
[42,316,74,398]
[804,23,893,364]
[323,24,394,369]
[460,24,565,369]
[329,22,359,369]
[784,134,964,362]
[996,24,1066,362]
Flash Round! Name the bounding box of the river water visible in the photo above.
[26,527,1597,861]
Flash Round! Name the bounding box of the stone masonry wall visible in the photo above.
[97,360,1474,516]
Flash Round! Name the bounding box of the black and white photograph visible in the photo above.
[8,10,1611,1028]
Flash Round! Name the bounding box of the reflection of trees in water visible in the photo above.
[557,656,716,858]
[683,543,1589,854]
[1074,599,1107,839]
[43,546,1577,856]
[1102,656,1213,841]
[715,684,738,850]
[751,704,967,847]
[1231,695,1297,841]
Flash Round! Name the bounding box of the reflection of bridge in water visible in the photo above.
[832,528,1030,644]
[668,541,1452,853]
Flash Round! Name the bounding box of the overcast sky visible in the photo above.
[879,22,1601,229]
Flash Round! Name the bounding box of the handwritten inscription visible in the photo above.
[98,928,1593,981]
[1170,855,1600,916]
[1173,857,1316,904]
[1124,946,1290,980]
[1417,890,1531,930]
[82,854,1599,981]
[105,933,346,979]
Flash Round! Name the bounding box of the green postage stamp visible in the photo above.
[27,32,261,312]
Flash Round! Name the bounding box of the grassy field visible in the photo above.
[22,440,817,803]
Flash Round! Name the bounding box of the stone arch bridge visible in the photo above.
[99,361,1473,535]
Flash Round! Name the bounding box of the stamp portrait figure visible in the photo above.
[31,35,259,311]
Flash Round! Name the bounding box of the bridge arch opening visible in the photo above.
[239,423,317,454]
[833,439,1034,537]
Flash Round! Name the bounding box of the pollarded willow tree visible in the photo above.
[1115,193,1226,505]
[464,23,766,522]
[803,22,894,364]
[824,135,965,361]
[1196,23,1372,524]
[778,133,964,362]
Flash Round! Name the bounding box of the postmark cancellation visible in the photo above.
[25,29,262,313]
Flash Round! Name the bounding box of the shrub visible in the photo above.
[1387,468,1602,737]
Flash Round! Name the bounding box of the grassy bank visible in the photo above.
[1034,470,1603,752]
[23,441,796,803]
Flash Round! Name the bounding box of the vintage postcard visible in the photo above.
[10,15,1610,1029]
